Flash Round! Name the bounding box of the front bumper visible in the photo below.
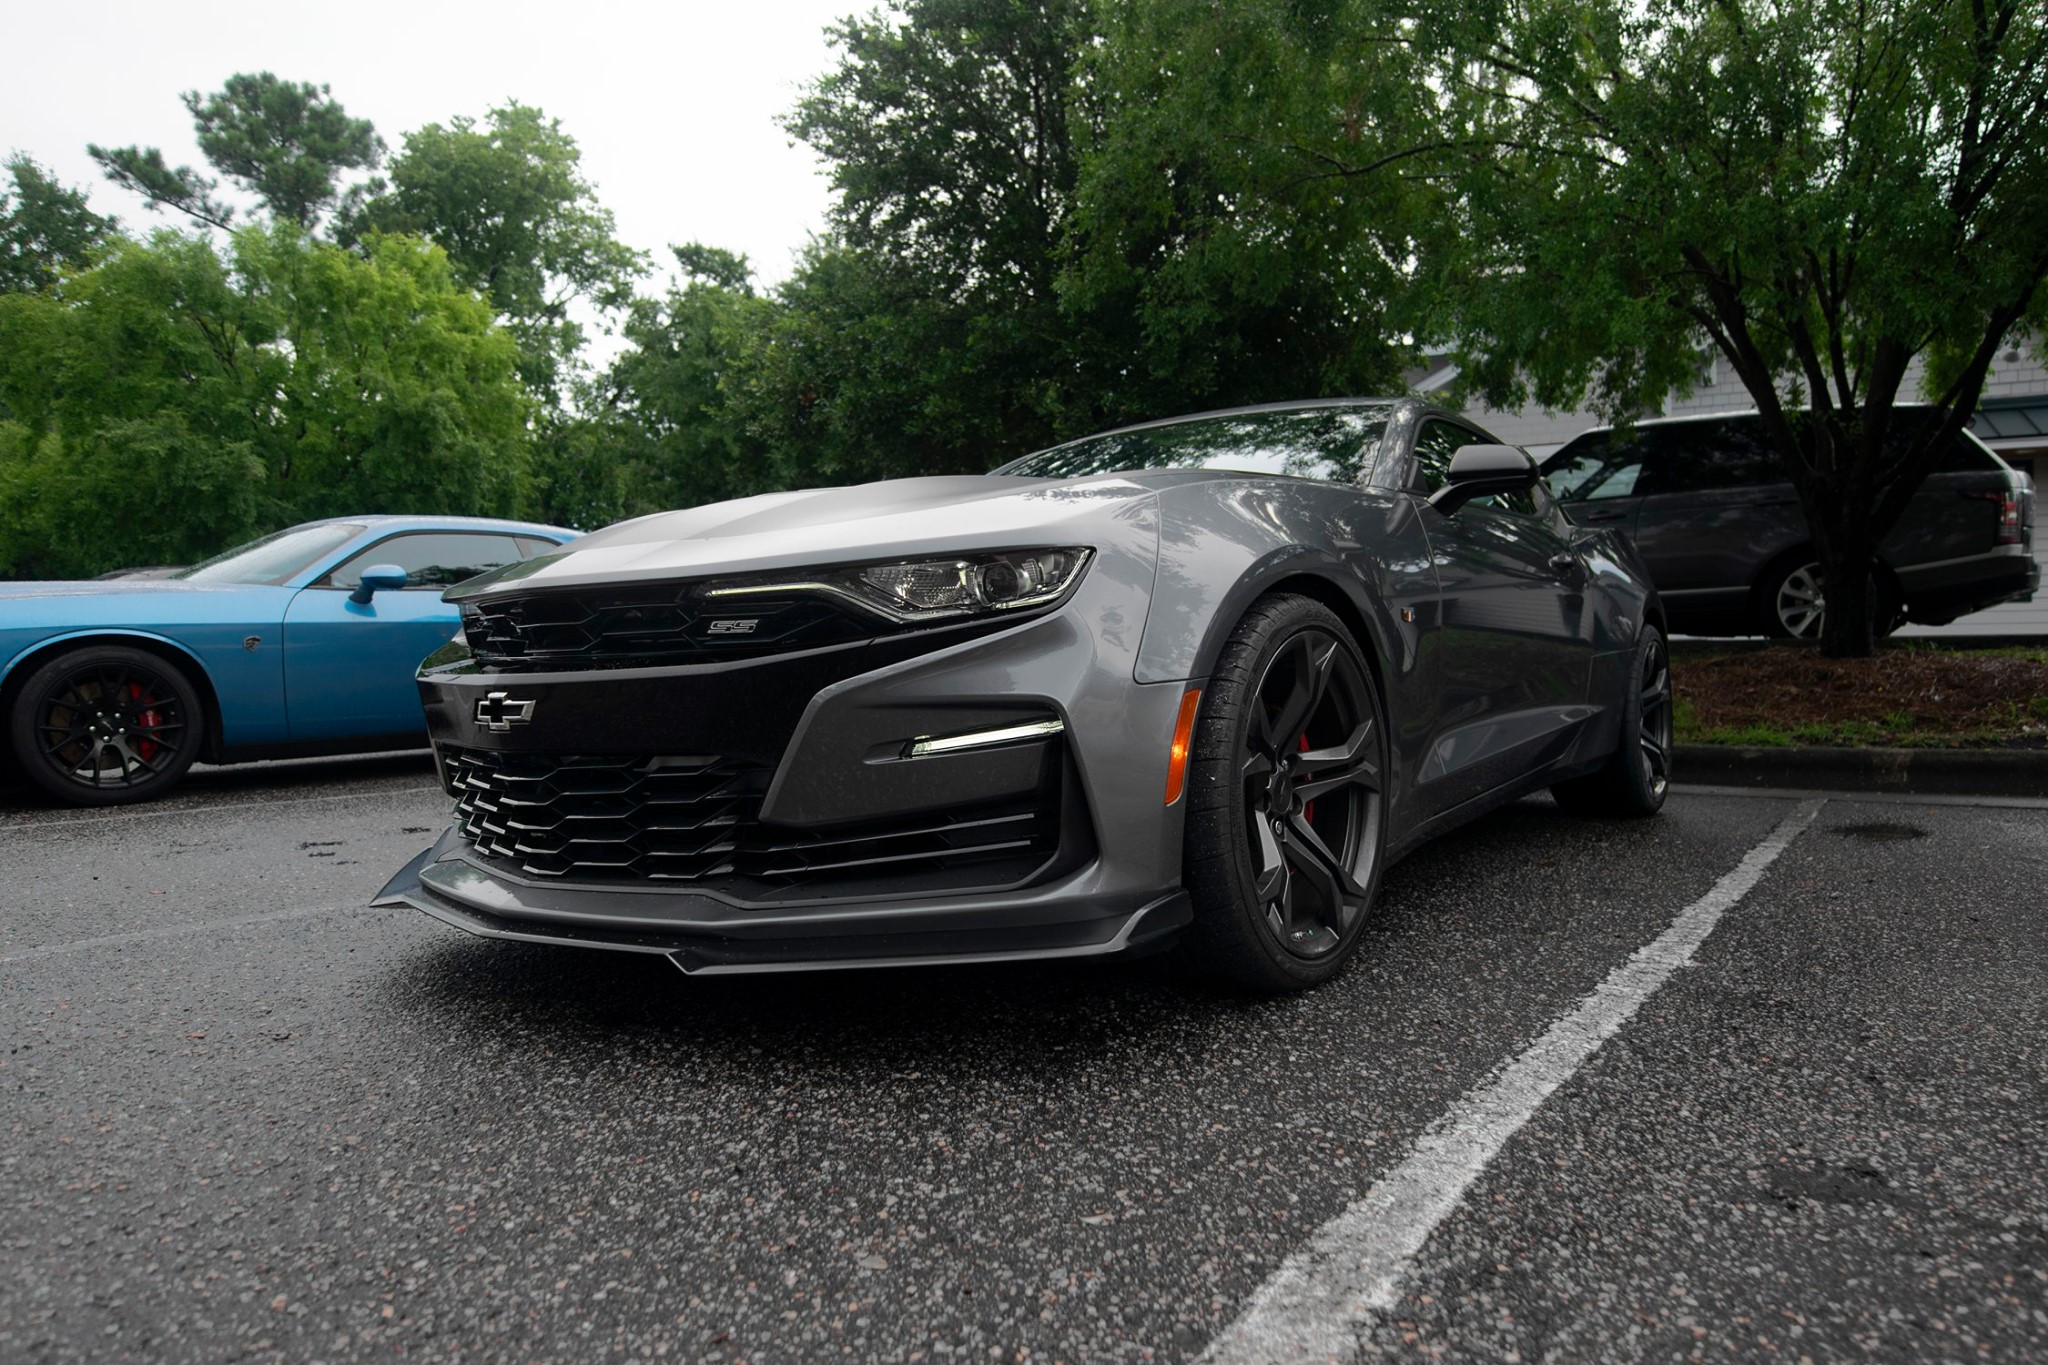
[376,547,1198,972]
[374,829,1192,974]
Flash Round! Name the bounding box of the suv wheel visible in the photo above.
[1759,560,1901,639]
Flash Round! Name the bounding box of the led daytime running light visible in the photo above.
[905,718,1065,757]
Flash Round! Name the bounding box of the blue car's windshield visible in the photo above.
[175,523,367,586]
[998,405,1394,484]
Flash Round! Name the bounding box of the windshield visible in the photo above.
[999,405,1393,484]
[175,523,367,586]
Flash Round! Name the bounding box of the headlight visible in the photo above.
[705,548,1093,623]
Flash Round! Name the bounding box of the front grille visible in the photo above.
[462,587,872,669]
[443,747,1063,896]
[448,750,770,881]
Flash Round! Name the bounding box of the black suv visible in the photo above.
[1542,413,2038,637]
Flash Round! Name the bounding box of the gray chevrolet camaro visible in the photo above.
[375,397,1670,991]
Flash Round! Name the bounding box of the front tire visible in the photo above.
[7,645,206,806]
[1181,595,1389,993]
[1551,625,1672,817]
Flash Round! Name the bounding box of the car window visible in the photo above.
[998,405,1392,485]
[322,533,529,590]
[175,523,368,586]
[1650,420,1782,493]
[1415,420,1538,516]
[1544,432,1648,502]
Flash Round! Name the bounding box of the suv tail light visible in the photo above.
[1965,489,2023,545]
[1996,491,2022,545]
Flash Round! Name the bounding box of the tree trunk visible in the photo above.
[1805,470,1881,659]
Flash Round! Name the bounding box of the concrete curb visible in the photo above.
[1675,743,2048,798]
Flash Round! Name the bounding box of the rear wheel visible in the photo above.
[1552,625,1671,817]
[7,645,206,806]
[1182,595,1388,993]
[1759,559,1903,639]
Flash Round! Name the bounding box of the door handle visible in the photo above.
[1577,508,1630,523]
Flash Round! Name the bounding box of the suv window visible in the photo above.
[323,533,529,590]
[1545,431,1648,501]
[1650,420,1782,493]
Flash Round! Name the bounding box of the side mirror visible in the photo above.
[349,564,410,605]
[1427,443,1539,515]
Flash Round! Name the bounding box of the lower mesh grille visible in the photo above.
[442,747,1061,893]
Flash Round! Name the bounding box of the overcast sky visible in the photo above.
[1,0,859,292]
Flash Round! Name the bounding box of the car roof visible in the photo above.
[1566,402,1963,439]
[1028,396,1477,450]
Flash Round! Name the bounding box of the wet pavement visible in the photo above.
[2,758,2041,1362]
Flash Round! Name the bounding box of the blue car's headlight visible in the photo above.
[705,548,1093,624]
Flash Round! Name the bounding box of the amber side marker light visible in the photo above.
[1164,688,1202,805]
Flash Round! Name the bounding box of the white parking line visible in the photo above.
[0,901,379,965]
[1200,797,1826,1363]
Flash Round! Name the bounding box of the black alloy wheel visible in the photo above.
[1552,625,1672,817]
[1634,631,1674,803]
[8,645,206,806]
[1183,594,1388,992]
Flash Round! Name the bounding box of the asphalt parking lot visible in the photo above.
[2,759,2043,1363]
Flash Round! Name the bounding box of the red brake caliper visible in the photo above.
[128,683,161,762]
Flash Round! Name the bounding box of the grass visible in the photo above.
[1670,641,2048,749]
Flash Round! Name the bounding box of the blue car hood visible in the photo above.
[0,579,285,638]
[0,580,253,602]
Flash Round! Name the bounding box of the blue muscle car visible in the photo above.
[1,516,574,805]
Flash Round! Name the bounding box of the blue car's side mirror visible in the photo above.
[349,564,410,605]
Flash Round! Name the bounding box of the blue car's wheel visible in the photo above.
[9,645,206,806]
[1182,594,1388,993]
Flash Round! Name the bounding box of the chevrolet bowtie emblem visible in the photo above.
[474,691,537,731]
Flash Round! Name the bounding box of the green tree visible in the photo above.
[0,225,530,578]
[735,242,1050,486]
[89,72,383,231]
[533,246,775,529]
[345,103,645,399]
[1079,0,2048,655]
[0,156,115,293]
[604,246,774,508]
[750,0,1088,482]
[1061,0,1418,421]
[1420,0,2048,656]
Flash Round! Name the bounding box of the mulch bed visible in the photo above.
[1673,645,2048,745]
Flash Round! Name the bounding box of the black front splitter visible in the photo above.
[373,839,1192,976]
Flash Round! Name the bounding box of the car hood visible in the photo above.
[448,473,1171,598]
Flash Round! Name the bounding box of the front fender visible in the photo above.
[0,624,283,751]
[1,626,209,687]
[1135,480,1436,685]
[1135,480,1442,826]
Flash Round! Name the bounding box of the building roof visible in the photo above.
[1973,395,2048,446]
